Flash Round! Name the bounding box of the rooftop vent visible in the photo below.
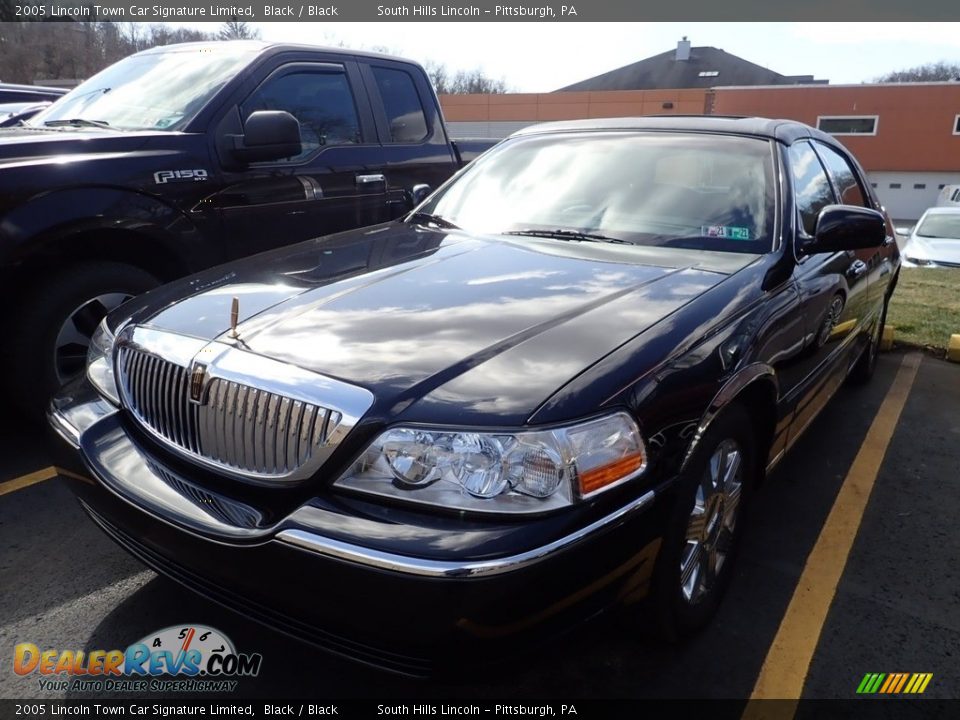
[676,36,691,61]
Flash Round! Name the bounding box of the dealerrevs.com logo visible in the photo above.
[14,625,262,693]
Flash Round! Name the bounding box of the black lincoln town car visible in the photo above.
[49,117,900,674]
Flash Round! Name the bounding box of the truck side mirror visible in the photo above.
[410,184,432,207]
[230,110,302,164]
[799,205,887,256]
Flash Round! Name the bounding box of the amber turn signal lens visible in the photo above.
[578,452,644,496]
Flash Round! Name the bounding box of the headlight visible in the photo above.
[334,412,647,514]
[904,255,936,267]
[86,318,120,405]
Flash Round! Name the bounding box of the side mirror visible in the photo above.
[229,110,302,164]
[895,225,914,237]
[410,184,432,207]
[799,205,887,256]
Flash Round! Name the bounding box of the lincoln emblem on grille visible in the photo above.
[189,363,206,404]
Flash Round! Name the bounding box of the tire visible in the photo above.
[650,404,758,641]
[848,294,889,385]
[9,262,159,421]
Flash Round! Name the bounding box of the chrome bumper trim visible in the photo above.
[48,405,81,449]
[277,490,656,579]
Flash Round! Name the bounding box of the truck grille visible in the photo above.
[117,346,342,480]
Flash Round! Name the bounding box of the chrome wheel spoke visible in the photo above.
[680,543,704,588]
[724,482,742,528]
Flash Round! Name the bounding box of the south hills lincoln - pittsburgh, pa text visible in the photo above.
[376,5,577,17]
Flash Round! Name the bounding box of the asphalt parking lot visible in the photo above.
[1,350,958,702]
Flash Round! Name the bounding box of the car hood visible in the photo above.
[135,224,759,424]
[905,235,960,264]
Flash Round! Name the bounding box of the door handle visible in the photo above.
[846,260,868,279]
[356,174,386,185]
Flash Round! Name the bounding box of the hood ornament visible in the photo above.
[229,296,240,339]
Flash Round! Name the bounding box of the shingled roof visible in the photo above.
[557,41,826,92]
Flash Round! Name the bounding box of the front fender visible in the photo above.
[0,186,212,269]
[679,363,779,474]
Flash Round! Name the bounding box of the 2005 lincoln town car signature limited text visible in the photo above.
[49,117,900,675]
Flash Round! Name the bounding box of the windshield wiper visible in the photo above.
[44,118,113,129]
[503,228,631,244]
[407,211,459,230]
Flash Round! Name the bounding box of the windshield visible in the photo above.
[29,44,259,131]
[916,213,960,239]
[418,131,776,253]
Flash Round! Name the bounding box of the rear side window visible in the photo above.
[241,70,361,161]
[372,67,429,144]
[815,143,867,207]
[789,142,835,236]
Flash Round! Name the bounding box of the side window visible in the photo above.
[371,66,429,144]
[815,143,867,207]
[241,70,361,161]
[788,142,835,236]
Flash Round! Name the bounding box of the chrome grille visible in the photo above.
[117,346,342,480]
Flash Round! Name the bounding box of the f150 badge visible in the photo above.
[154,169,209,184]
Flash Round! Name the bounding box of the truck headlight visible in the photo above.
[334,412,647,514]
[86,318,120,405]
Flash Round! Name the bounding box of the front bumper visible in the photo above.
[48,378,669,675]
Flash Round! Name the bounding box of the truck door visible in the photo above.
[360,61,461,218]
[214,61,389,260]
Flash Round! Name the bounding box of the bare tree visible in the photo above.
[218,21,261,41]
[0,21,217,84]
[875,61,960,83]
[424,61,507,94]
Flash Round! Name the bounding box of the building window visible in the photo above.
[954,115,960,135]
[889,183,901,189]
[914,183,926,190]
[817,116,878,136]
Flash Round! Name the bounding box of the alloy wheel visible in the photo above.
[53,292,132,384]
[679,438,744,605]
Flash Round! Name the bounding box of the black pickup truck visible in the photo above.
[0,41,492,417]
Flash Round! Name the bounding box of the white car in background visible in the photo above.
[901,207,960,268]
[935,184,960,208]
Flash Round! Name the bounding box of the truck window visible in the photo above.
[815,143,867,207]
[372,67,429,144]
[789,142,835,236]
[241,70,361,160]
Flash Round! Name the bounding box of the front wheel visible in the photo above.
[650,404,757,640]
[10,262,159,420]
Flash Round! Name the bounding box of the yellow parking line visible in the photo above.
[0,466,59,496]
[743,353,922,714]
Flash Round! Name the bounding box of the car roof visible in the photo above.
[510,116,839,145]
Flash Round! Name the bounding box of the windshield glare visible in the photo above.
[916,214,960,239]
[29,45,259,131]
[421,132,776,253]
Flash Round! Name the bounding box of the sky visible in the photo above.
[166,21,960,91]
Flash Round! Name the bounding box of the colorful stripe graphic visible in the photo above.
[856,672,933,694]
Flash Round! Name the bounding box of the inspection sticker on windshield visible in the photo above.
[702,225,751,240]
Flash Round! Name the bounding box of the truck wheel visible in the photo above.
[10,262,159,420]
[650,404,757,640]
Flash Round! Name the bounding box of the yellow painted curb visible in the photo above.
[948,334,960,363]
[880,325,895,352]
